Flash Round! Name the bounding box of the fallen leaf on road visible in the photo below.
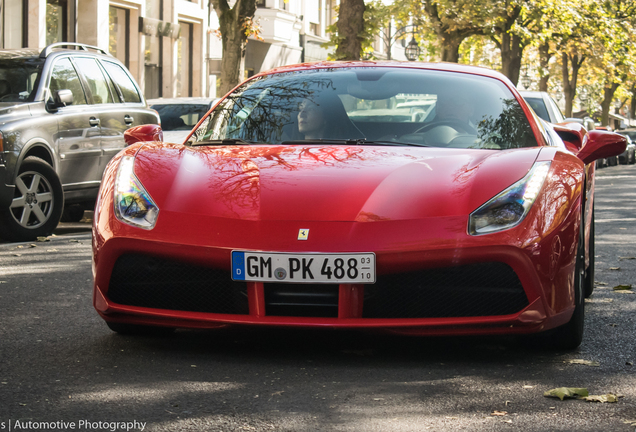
[36,236,49,242]
[615,290,634,294]
[13,254,21,257]
[29,244,37,248]
[609,267,621,271]
[491,411,507,416]
[522,385,535,389]
[544,387,589,400]
[613,284,632,290]
[579,394,621,403]
[564,359,600,367]
[595,281,608,286]
[618,257,636,260]
[46,249,58,252]
[626,362,633,366]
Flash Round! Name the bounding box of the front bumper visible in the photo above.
[93,214,576,336]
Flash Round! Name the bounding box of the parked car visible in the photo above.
[0,43,160,241]
[148,97,218,143]
[93,61,626,350]
[615,132,636,164]
[519,91,565,123]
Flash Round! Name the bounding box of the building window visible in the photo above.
[109,6,129,67]
[2,0,26,48]
[46,0,68,45]
[144,0,162,99]
[176,21,192,97]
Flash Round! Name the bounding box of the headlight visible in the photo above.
[469,161,551,235]
[114,155,159,229]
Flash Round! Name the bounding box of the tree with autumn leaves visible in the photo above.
[330,0,636,125]
[211,0,636,125]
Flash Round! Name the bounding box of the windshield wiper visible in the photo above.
[281,139,429,147]
[189,138,257,146]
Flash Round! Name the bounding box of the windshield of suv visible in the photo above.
[190,67,538,150]
[0,58,44,103]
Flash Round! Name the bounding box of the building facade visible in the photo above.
[0,0,405,99]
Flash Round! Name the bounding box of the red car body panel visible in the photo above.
[93,144,583,336]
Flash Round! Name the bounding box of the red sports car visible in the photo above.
[92,62,625,349]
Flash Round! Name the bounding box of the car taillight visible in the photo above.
[0,131,3,152]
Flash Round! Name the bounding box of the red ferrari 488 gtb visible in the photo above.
[92,62,626,349]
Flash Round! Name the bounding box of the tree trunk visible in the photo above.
[424,1,480,63]
[538,42,551,92]
[499,32,523,85]
[600,81,620,127]
[561,52,584,118]
[631,85,636,120]
[335,0,365,60]
[440,32,462,63]
[211,0,257,96]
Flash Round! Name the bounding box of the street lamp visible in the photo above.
[374,23,420,61]
[404,37,420,62]
[520,67,531,90]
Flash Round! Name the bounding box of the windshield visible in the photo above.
[151,104,210,131]
[0,58,44,103]
[190,67,538,150]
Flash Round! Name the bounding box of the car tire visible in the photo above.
[0,156,64,242]
[61,204,86,222]
[608,156,617,166]
[547,212,585,350]
[106,322,176,336]
[584,206,595,298]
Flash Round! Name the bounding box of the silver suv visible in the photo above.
[0,43,160,242]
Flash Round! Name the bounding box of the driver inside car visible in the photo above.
[434,91,476,131]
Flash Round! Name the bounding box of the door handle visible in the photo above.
[89,117,100,127]
[124,115,134,125]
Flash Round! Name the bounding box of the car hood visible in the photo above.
[133,144,542,222]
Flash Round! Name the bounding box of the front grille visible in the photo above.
[363,262,528,318]
[265,283,339,317]
[108,254,249,314]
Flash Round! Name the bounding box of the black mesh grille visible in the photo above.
[363,262,528,318]
[108,254,249,314]
[264,283,339,317]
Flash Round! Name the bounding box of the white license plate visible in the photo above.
[231,251,376,283]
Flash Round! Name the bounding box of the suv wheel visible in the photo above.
[0,157,64,241]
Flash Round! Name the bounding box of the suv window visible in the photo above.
[0,58,44,103]
[49,57,87,105]
[72,57,115,104]
[101,60,142,103]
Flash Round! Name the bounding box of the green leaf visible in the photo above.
[613,284,632,290]
[543,387,589,400]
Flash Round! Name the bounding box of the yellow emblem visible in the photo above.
[298,229,309,240]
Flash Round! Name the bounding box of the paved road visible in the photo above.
[0,166,635,432]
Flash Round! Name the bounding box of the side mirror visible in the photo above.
[577,130,627,165]
[55,89,73,106]
[46,89,73,111]
[124,124,164,146]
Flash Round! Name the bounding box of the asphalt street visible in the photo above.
[0,164,635,431]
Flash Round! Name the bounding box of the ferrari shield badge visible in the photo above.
[298,229,309,240]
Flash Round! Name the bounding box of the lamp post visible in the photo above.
[520,67,531,90]
[375,23,420,61]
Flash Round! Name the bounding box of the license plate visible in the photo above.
[231,251,376,283]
